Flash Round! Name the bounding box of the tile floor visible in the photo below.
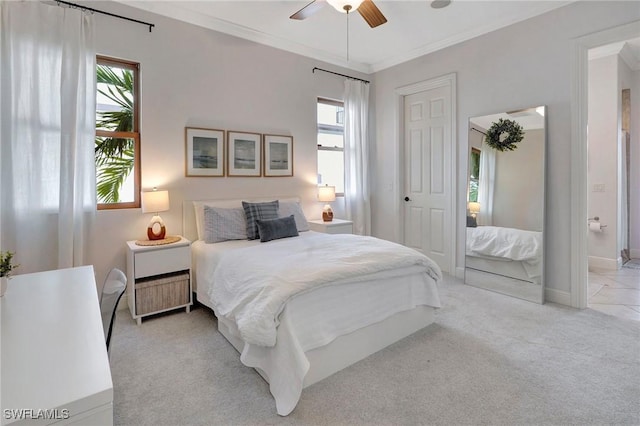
[589,262,640,322]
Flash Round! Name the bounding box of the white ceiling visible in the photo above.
[470,106,546,131]
[117,0,575,73]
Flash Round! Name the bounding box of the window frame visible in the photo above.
[468,147,481,203]
[96,55,141,210]
[317,97,345,197]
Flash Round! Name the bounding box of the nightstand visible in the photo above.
[126,236,192,325]
[308,218,353,234]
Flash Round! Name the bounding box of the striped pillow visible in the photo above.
[242,200,279,240]
[203,206,248,243]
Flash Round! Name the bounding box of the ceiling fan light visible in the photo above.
[431,0,451,9]
[326,0,364,13]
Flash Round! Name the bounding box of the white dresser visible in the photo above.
[1,266,113,425]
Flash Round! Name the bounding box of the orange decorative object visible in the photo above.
[322,209,334,222]
[147,216,166,240]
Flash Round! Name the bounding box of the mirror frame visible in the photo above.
[464,106,546,304]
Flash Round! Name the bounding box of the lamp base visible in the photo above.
[147,215,167,240]
[322,205,334,222]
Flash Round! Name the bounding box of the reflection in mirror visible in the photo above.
[465,106,545,304]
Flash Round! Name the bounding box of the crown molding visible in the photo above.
[114,1,373,73]
[589,41,640,71]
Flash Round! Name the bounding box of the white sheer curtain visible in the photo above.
[477,144,496,226]
[0,1,96,273]
[343,79,371,236]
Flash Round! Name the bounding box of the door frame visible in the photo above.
[570,20,640,308]
[394,73,457,276]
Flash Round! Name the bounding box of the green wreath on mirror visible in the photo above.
[484,118,524,152]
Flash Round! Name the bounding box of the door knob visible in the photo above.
[404,196,411,202]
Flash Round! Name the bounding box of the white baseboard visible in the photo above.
[544,287,571,306]
[588,255,622,270]
[630,249,640,259]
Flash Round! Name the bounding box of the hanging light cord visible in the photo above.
[344,5,352,62]
[346,9,350,61]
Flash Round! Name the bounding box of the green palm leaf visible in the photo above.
[96,64,135,204]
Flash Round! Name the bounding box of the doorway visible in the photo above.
[587,45,640,321]
[395,74,457,275]
[572,21,640,317]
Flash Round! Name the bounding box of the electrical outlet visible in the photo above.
[593,184,605,192]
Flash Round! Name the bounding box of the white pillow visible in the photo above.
[203,206,247,243]
[193,197,303,240]
[278,200,309,232]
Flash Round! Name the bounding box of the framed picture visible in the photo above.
[227,131,262,177]
[185,127,225,177]
[263,134,293,177]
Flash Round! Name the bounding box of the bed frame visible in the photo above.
[183,198,437,410]
[465,255,543,304]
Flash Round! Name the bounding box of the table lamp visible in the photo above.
[468,201,480,219]
[141,188,170,240]
[318,185,336,222]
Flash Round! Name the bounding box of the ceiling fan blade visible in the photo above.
[290,0,326,20]
[357,0,387,28]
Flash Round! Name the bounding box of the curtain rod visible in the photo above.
[54,0,155,32]
[312,67,370,84]
[471,127,487,136]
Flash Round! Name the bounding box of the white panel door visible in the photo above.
[403,86,452,272]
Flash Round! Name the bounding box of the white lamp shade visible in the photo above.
[318,185,336,202]
[468,201,480,214]
[326,0,364,13]
[141,190,170,214]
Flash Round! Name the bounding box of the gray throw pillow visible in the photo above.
[278,201,310,232]
[203,206,248,243]
[242,200,279,240]
[256,215,299,243]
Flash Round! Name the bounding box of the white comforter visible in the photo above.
[466,226,542,262]
[208,232,442,347]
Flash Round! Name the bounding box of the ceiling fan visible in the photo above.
[290,0,388,28]
[290,0,451,28]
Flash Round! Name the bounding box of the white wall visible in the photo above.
[493,129,544,232]
[631,69,640,258]
[466,126,544,232]
[619,61,640,258]
[588,55,619,264]
[371,1,640,298]
[88,2,366,287]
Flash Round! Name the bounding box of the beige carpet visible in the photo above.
[110,275,640,425]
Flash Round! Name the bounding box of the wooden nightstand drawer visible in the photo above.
[134,245,190,279]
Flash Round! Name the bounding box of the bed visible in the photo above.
[183,197,443,415]
[465,225,543,303]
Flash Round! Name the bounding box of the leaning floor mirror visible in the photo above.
[465,106,546,304]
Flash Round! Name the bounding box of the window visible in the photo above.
[96,56,140,209]
[317,98,344,195]
[468,148,480,202]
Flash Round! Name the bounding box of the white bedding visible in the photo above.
[192,231,443,415]
[466,226,542,279]
[208,232,442,347]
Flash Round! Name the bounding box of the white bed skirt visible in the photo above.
[218,305,435,386]
[217,305,435,415]
[196,270,439,415]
